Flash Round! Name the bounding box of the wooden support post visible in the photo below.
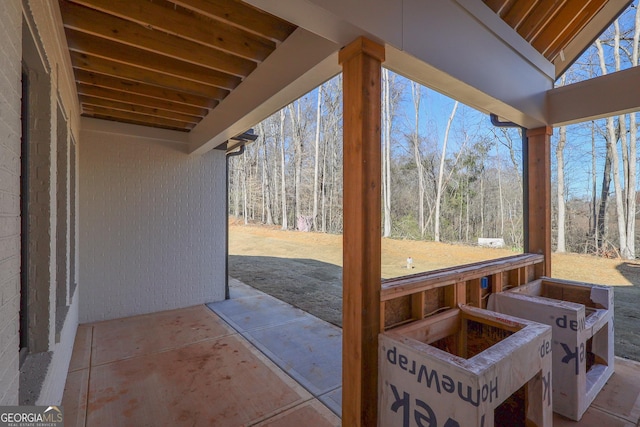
[469,278,482,308]
[411,292,425,320]
[444,282,466,308]
[526,126,552,278]
[339,36,385,427]
[491,273,503,293]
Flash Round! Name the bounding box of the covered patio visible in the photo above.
[2,0,640,426]
[60,278,640,426]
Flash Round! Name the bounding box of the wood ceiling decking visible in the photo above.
[484,0,611,65]
[59,0,297,132]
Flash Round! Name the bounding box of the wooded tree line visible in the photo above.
[229,71,525,248]
[229,2,639,260]
[554,3,639,260]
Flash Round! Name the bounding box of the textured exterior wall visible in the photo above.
[79,118,227,323]
[24,40,56,354]
[0,0,23,405]
[12,0,81,405]
[56,105,69,310]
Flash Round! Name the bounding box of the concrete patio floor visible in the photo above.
[62,278,640,426]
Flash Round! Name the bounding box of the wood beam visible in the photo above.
[169,0,296,43]
[74,69,214,109]
[339,36,384,427]
[70,51,229,100]
[526,126,552,278]
[82,105,194,130]
[536,0,607,61]
[517,0,566,42]
[60,0,256,78]
[69,0,275,61]
[80,95,202,124]
[66,28,241,90]
[76,83,210,117]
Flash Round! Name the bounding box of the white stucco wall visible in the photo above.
[79,118,227,323]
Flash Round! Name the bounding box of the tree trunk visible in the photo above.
[591,122,598,253]
[597,36,630,258]
[279,109,288,230]
[598,154,612,252]
[435,101,458,242]
[242,150,248,225]
[288,102,304,229]
[626,7,640,258]
[313,85,322,231]
[556,124,567,253]
[321,127,328,233]
[258,122,274,225]
[233,160,240,217]
[465,185,470,242]
[480,170,484,237]
[497,143,505,238]
[382,68,392,237]
[411,82,426,238]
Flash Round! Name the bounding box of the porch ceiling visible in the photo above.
[58,0,634,136]
[483,0,632,78]
[58,0,297,132]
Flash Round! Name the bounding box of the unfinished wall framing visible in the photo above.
[379,305,553,426]
[489,277,615,420]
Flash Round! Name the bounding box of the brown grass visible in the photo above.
[230,222,638,286]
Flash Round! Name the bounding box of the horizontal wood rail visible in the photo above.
[380,253,544,330]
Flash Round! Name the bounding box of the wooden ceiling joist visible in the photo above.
[70,51,230,100]
[67,0,275,62]
[60,1,256,78]
[502,0,539,31]
[517,0,564,42]
[79,95,202,124]
[66,28,242,90]
[83,105,196,130]
[532,3,589,57]
[60,0,297,131]
[73,70,214,110]
[76,83,209,117]
[170,0,296,43]
[536,0,608,59]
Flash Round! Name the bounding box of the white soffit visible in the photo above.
[248,0,554,129]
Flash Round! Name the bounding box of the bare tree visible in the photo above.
[257,122,274,225]
[434,101,458,242]
[279,109,288,230]
[288,102,304,229]
[625,6,639,258]
[597,33,632,259]
[312,85,322,231]
[382,68,392,237]
[411,82,427,238]
[556,123,567,253]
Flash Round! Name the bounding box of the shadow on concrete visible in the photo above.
[229,255,343,327]
[614,262,640,361]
